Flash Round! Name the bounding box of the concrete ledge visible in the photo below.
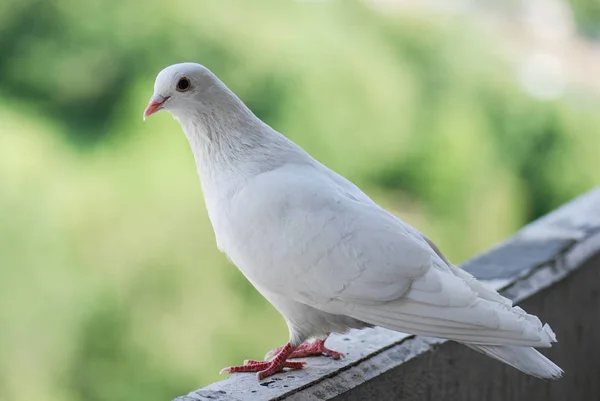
[174,188,600,401]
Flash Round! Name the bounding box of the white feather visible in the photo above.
[466,344,563,379]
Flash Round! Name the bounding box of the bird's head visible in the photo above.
[143,62,218,121]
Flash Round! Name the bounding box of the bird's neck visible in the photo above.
[177,90,309,198]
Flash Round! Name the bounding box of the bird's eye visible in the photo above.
[176,77,190,92]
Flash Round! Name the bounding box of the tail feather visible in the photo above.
[466,344,564,380]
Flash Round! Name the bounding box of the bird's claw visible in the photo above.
[265,338,344,360]
[219,359,306,380]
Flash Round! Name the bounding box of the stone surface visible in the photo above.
[174,188,600,401]
[174,328,415,401]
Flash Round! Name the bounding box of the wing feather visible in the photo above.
[226,164,435,304]
[225,164,557,349]
[346,266,557,347]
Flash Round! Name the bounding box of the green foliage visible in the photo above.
[0,1,599,401]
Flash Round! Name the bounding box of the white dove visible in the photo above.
[143,63,563,381]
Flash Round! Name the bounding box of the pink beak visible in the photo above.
[143,95,170,120]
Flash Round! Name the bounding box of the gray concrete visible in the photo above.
[174,188,600,401]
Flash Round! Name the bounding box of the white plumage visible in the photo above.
[144,63,563,380]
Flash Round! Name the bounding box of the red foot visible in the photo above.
[266,338,344,360]
[220,343,305,380]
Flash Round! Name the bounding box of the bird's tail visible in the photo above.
[465,344,564,380]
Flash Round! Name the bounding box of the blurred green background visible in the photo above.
[1,0,599,400]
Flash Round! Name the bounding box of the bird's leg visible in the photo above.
[265,334,344,360]
[220,342,306,380]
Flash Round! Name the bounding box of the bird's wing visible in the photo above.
[311,166,555,346]
[227,163,435,304]
[229,163,557,348]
